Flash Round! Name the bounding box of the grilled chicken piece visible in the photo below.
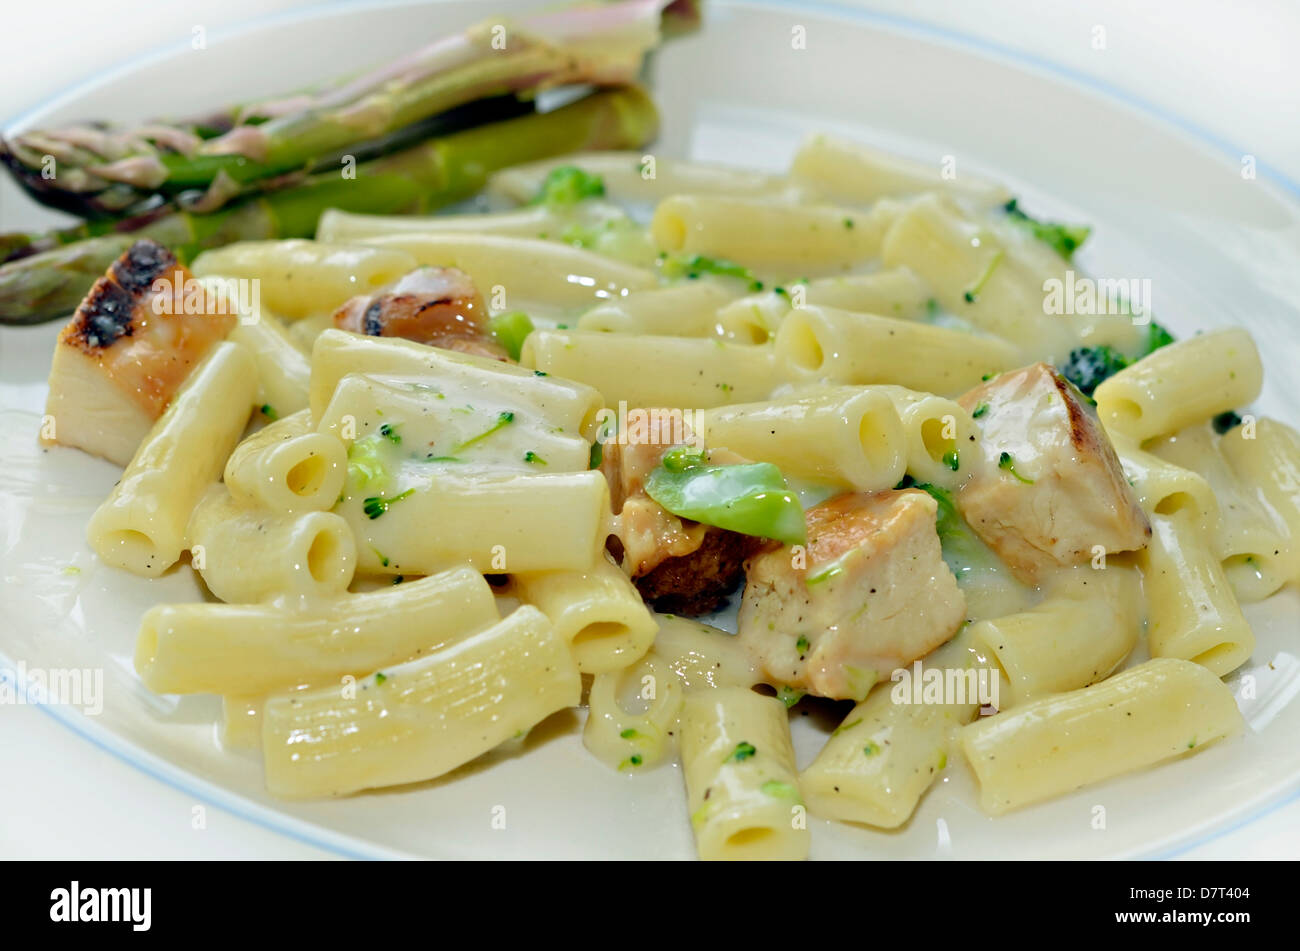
[599,413,753,614]
[332,267,507,360]
[633,526,760,616]
[41,239,235,465]
[737,490,967,701]
[956,362,1150,581]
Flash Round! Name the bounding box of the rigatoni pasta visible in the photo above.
[1140,510,1256,676]
[959,659,1243,814]
[775,305,1019,396]
[135,565,500,695]
[262,606,580,798]
[186,484,356,604]
[696,387,906,491]
[223,409,347,512]
[680,688,809,861]
[1095,328,1263,442]
[87,342,257,577]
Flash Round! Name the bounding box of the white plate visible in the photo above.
[3,0,1300,860]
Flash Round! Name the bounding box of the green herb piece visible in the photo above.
[454,411,516,452]
[1003,198,1091,261]
[998,451,1034,484]
[662,253,763,291]
[963,250,1003,303]
[488,311,534,361]
[777,686,805,708]
[346,433,392,492]
[363,488,415,519]
[727,741,757,763]
[1212,410,1243,434]
[529,165,605,207]
[760,780,800,800]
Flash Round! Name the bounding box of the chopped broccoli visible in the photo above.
[1059,345,1131,396]
[530,165,605,207]
[661,253,763,291]
[1144,320,1176,355]
[1212,410,1243,434]
[1003,198,1091,261]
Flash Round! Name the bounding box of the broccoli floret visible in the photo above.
[1059,345,1130,396]
[530,165,605,207]
[1003,198,1091,261]
[1144,320,1176,355]
[1212,410,1243,434]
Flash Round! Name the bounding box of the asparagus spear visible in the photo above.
[0,0,675,219]
[0,93,534,265]
[0,85,658,324]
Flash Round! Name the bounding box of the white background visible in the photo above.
[1,0,1297,859]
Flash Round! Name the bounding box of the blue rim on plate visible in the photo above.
[4,0,1298,860]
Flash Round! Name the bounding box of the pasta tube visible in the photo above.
[191,239,419,319]
[716,267,932,344]
[651,614,759,690]
[959,658,1244,815]
[576,280,738,336]
[1095,328,1263,442]
[262,605,581,798]
[650,195,890,272]
[696,387,907,491]
[343,470,610,576]
[87,342,256,577]
[680,688,809,861]
[1221,418,1300,582]
[228,313,311,417]
[775,305,1018,396]
[486,151,792,205]
[514,554,657,674]
[1110,430,1220,539]
[522,330,779,408]
[186,485,356,604]
[224,409,347,512]
[791,133,1011,208]
[1149,423,1290,602]
[1140,510,1255,676]
[877,385,981,489]
[802,685,978,829]
[310,329,602,439]
[583,652,685,771]
[968,564,1142,708]
[360,233,656,308]
[135,565,499,695]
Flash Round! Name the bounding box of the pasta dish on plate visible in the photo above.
[6,0,1296,861]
